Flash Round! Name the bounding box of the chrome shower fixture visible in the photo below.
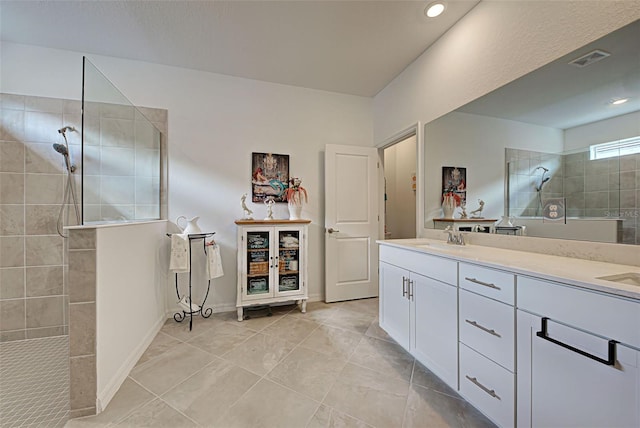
[534,166,550,192]
[57,125,76,135]
[52,143,68,156]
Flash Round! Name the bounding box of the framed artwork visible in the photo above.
[251,152,289,203]
[442,166,466,207]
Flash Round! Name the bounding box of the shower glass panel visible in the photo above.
[82,57,161,223]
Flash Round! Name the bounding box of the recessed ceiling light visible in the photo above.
[425,2,445,18]
[610,98,629,105]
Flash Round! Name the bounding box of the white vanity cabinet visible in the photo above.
[379,245,458,388]
[517,276,640,428]
[235,220,310,321]
[458,263,516,428]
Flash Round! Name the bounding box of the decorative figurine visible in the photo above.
[459,200,468,219]
[470,199,485,218]
[241,193,253,219]
[264,197,275,220]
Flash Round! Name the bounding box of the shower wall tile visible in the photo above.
[620,171,636,190]
[0,173,25,204]
[26,325,66,339]
[82,114,101,146]
[585,159,609,175]
[135,177,160,205]
[0,330,25,341]
[620,190,637,208]
[101,117,135,148]
[620,155,637,172]
[101,146,135,176]
[68,249,96,303]
[101,204,135,221]
[69,229,96,250]
[135,205,160,220]
[564,176,585,194]
[25,205,59,235]
[101,103,135,120]
[0,299,25,331]
[25,235,63,266]
[0,267,24,299]
[0,110,25,141]
[69,302,95,357]
[100,176,135,205]
[137,106,167,124]
[24,111,63,143]
[0,141,25,173]
[26,266,63,297]
[0,204,25,235]
[25,142,65,174]
[585,173,609,192]
[135,148,160,177]
[0,94,25,110]
[563,160,585,177]
[83,146,101,176]
[0,237,24,268]
[24,96,64,114]
[585,191,609,209]
[70,354,97,411]
[26,296,64,328]
[25,173,64,204]
[135,118,160,149]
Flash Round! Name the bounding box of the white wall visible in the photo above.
[424,112,564,222]
[384,135,416,239]
[564,111,640,151]
[1,42,373,307]
[373,1,640,144]
[95,221,168,410]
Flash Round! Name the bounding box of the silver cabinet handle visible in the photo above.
[464,277,501,290]
[402,277,407,297]
[465,375,500,400]
[465,319,501,337]
[408,279,414,301]
[327,228,340,234]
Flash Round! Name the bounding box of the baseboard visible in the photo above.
[95,315,165,413]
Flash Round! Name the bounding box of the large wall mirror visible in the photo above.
[424,19,639,245]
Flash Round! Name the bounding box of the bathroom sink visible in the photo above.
[418,243,468,251]
[597,273,640,287]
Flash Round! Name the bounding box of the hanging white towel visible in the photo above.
[206,243,224,279]
[170,233,190,273]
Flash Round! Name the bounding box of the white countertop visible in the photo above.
[378,238,640,301]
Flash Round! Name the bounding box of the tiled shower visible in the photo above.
[1,84,166,425]
[506,148,639,244]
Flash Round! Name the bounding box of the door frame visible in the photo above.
[377,122,423,240]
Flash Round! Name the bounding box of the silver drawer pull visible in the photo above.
[465,375,501,400]
[465,319,501,338]
[464,277,501,290]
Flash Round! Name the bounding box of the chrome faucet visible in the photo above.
[444,226,465,245]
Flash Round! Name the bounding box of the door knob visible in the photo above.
[327,228,340,234]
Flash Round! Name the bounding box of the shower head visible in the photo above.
[52,143,68,156]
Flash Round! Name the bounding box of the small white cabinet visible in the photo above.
[235,220,310,321]
[379,245,458,388]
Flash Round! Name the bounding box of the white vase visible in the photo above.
[442,196,456,219]
[288,202,303,220]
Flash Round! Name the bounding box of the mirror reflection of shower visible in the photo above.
[534,166,551,216]
[52,126,81,237]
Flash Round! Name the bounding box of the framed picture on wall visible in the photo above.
[442,166,466,207]
[251,152,289,203]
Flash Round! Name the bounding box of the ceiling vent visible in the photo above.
[568,49,611,68]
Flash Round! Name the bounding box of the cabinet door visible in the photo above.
[517,310,640,428]
[412,272,458,389]
[242,228,274,301]
[275,227,304,296]
[379,261,410,351]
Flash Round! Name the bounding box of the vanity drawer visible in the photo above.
[518,275,640,349]
[379,245,457,285]
[460,343,515,428]
[460,289,515,371]
[459,263,515,305]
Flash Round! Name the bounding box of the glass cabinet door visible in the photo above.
[277,229,301,294]
[246,230,271,296]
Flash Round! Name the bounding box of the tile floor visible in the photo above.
[65,298,495,428]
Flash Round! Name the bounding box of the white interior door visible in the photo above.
[325,144,379,302]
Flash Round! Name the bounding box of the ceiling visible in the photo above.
[0,0,479,97]
[457,19,640,130]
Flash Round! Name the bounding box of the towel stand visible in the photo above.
[167,232,215,331]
